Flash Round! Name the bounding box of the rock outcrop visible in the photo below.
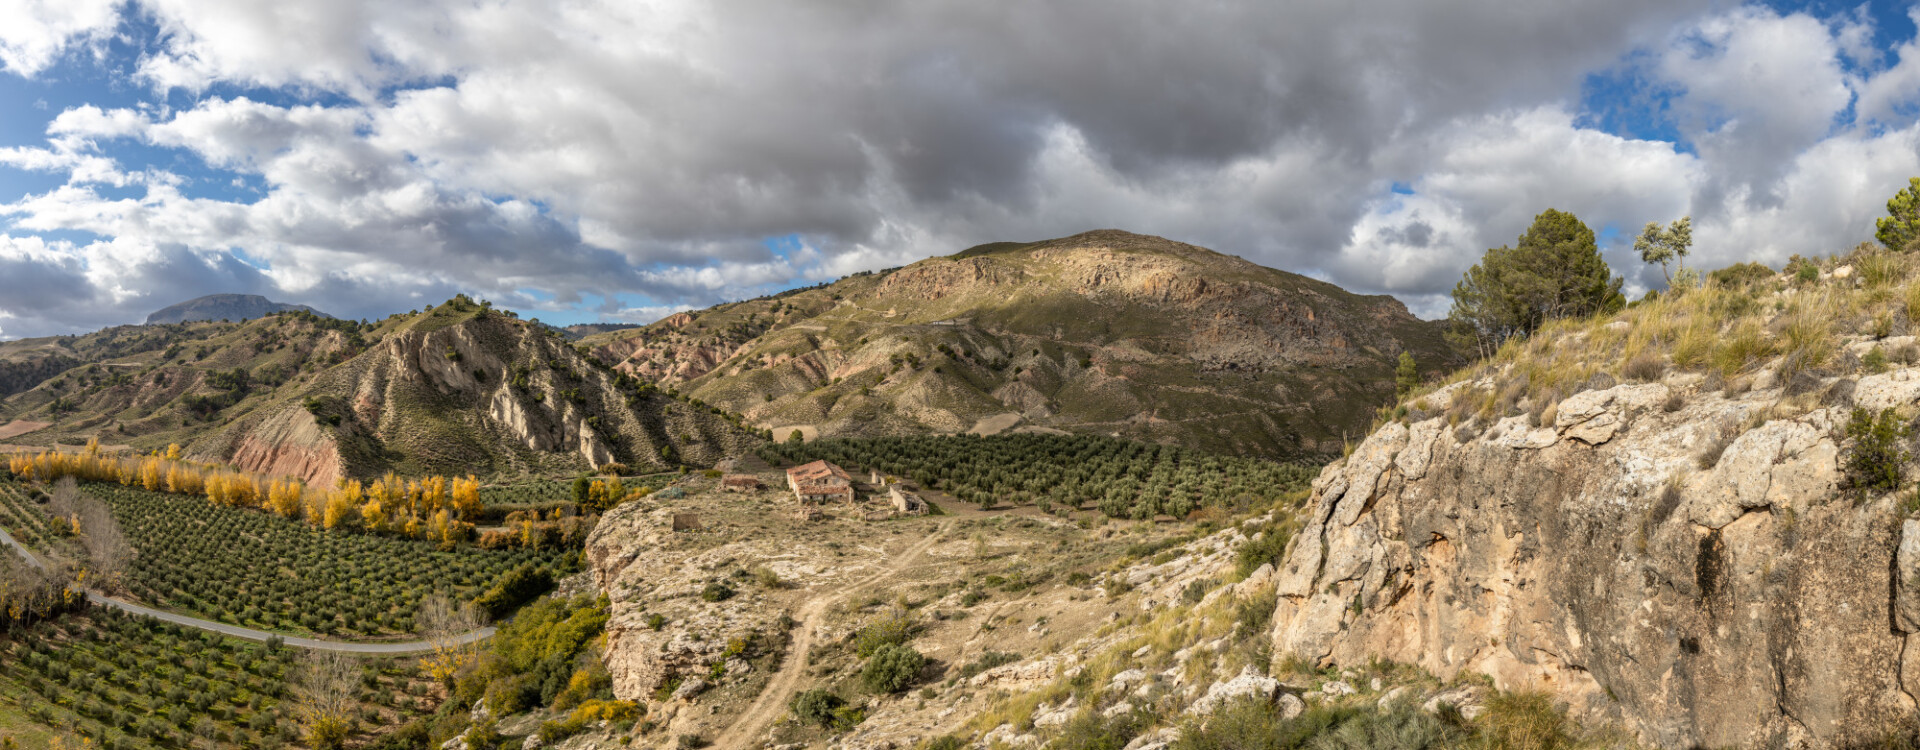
[226,406,344,488]
[1270,373,1920,747]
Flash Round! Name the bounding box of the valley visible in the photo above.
[6,232,1920,750]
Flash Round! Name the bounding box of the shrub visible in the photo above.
[954,651,1020,681]
[1708,261,1774,288]
[854,609,915,656]
[789,688,845,727]
[1236,521,1294,577]
[860,644,926,694]
[1052,708,1144,750]
[700,582,735,602]
[1844,407,1911,497]
[1865,346,1891,375]
[1173,697,1356,750]
[472,563,554,619]
[1621,352,1665,383]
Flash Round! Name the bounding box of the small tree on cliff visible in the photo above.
[1447,208,1624,358]
[1878,177,1920,252]
[1394,351,1419,398]
[1635,216,1692,287]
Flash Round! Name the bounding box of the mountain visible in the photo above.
[1270,252,1920,746]
[582,229,1461,460]
[562,323,642,338]
[145,294,330,325]
[0,298,758,485]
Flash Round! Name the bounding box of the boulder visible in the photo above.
[1188,667,1280,715]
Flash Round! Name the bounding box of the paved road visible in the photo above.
[0,524,495,654]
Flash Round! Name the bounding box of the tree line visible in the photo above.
[3,442,561,550]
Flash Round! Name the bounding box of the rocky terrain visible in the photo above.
[515,464,1586,750]
[144,293,329,325]
[0,299,758,483]
[582,230,1459,461]
[1267,256,1920,748]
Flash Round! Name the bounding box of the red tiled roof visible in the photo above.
[786,459,850,483]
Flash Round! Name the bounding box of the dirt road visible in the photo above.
[709,519,954,750]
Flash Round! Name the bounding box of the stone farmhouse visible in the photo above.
[888,485,928,516]
[720,474,763,492]
[786,459,855,503]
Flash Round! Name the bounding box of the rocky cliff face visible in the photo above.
[1269,369,1920,748]
[227,406,344,488]
[215,307,760,483]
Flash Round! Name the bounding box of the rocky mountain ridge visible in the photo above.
[584,230,1459,460]
[1,301,758,484]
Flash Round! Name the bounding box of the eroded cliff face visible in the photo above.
[226,406,344,488]
[1270,372,1920,748]
[218,310,758,483]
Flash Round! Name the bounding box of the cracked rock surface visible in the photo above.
[1271,374,1920,748]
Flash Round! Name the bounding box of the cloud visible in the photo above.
[0,0,1917,340]
[0,0,118,76]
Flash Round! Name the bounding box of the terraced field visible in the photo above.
[90,485,575,637]
[0,609,442,750]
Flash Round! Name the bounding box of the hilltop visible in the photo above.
[0,300,758,484]
[584,229,1460,460]
[144,294,329,325]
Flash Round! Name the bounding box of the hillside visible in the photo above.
[583,229,1460,460]
[1266,249,1920,747]
[0,300,759,484]
[144,294,329,325]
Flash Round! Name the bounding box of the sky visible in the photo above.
[1,0,1919,338]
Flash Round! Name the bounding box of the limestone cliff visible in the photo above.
[1269,369,1920,747]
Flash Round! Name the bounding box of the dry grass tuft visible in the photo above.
[1621,352,1666,383]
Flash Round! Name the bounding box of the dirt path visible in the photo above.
[710,519,954,750]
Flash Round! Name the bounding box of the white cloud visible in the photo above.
[0,0,1918,338]
[0,0,117,75]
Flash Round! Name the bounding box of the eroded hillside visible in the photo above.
[583,230,1460,461]
[0,299,760,483]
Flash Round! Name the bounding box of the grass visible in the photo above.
[1393,244,1916,428]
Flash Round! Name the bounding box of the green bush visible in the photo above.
[789,689,845,727]
[700,582,735,602]
[1844,407,1911,497]
[860,644,926,694]
[473,563,555,619]
[1235,520,1294,577]
[1051,708,1146,750]
[853,609,915,657]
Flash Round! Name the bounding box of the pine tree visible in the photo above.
[1878,177,1920,252]
[1394,351,1419,398]
[1447,208,1623,357]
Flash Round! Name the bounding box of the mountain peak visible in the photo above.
[145,294,330,325]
